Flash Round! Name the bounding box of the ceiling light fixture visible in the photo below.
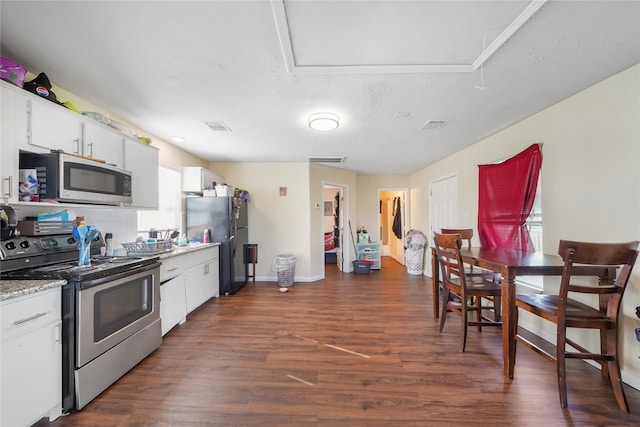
[170,136,185,143]
[308,112,339,131]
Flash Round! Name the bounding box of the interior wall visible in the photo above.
[210,162,312,281]
[310,164,358,276]
[409,63,640,387]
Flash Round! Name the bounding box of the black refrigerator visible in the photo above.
[185,196,248,295]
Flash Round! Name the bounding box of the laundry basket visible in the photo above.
[404,230,427,275]
[273,254,297,287]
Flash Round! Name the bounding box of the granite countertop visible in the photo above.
[158,242,220,260]
[0,279,67,302]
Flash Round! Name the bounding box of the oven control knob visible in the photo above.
[19,241,30,249]
[68,237,76,244]
[5,241,16,250]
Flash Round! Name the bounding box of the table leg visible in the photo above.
[501,272,516,382]
[431,247,439,318]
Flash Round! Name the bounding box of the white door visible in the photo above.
[428,174,458,275]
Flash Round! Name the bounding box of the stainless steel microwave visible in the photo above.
[20,152,133,205]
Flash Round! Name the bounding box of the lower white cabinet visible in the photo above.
[159,245,219,336]
[1,287,62,426]
[184,248,219,314]
[159,275,187,336]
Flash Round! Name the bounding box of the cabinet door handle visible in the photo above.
[54,321,62,344]
[2,175,13,198]
[87,142,93,157]
[167,267,179,273]
[14,311,48,325]
[73,138,80,155]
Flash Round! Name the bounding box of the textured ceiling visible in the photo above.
[1,1,638,175]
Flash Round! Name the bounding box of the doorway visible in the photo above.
[323,184,345,272]
[378,188,408,265]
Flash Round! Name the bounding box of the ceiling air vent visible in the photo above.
[203,121,231,132]
[420,120,449,130]
[309,157,345,164]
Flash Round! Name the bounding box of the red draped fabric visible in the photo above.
[478,144,542,251]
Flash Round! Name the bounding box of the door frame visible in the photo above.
[377,187,409,265]
[322,182,349,275]
[428,173,459,276]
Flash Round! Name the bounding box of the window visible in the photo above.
[525,179,542,253]
[518,177,543,292]
[137,167,181,234]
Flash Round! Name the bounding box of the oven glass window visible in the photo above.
[93,276,152,342]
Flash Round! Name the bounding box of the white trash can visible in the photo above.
[405,247,425,275]
[273,254,297,287]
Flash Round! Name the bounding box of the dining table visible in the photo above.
[430,246,616,383]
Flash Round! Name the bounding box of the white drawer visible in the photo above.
[160,256,184,282]
[186,246,218,266]
[1,288,61,341]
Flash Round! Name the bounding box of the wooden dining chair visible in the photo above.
[433,232,502,352]
[515,240,639,412]
[441,228,501,322]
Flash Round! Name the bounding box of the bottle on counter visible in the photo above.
[104,233,113,256]
[203,229,210,243]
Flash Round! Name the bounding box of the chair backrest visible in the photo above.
[557,240,639,316]
[441,228,474,250]
[433,232,467,290]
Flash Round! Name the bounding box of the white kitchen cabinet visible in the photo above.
[1,288,62,427]
[1,84,20,202]
[160,275,187,336]
[184,259,218,313]
[82,120,124,167]
[203,253,220,300]
[184,262,206,313]
[1,82,41,203]
[29,93,82,154]
[124,136,159,209]
[159,245,219,333]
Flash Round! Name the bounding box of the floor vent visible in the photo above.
[420,120,449,130]
[309,157,345,163]
[203,121,231,132]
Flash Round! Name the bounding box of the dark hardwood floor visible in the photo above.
[48,257,640,426]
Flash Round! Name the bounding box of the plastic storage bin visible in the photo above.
[0,57,27,87]
[273,254,296,287]
[353,260,372,274]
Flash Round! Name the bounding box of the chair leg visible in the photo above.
[557,327,568,408]
[475,297,482,332]
[439,288,450,333]
[461,295,468,352]
[493,296,501,322]
[603,329,629,413]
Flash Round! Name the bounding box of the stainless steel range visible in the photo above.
[0,232,161,412]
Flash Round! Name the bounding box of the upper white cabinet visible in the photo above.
[83,120,124,168]
[124,136,159,209]
[29,94,82,154]
[1,80,159,207]
[1,84,20,202]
